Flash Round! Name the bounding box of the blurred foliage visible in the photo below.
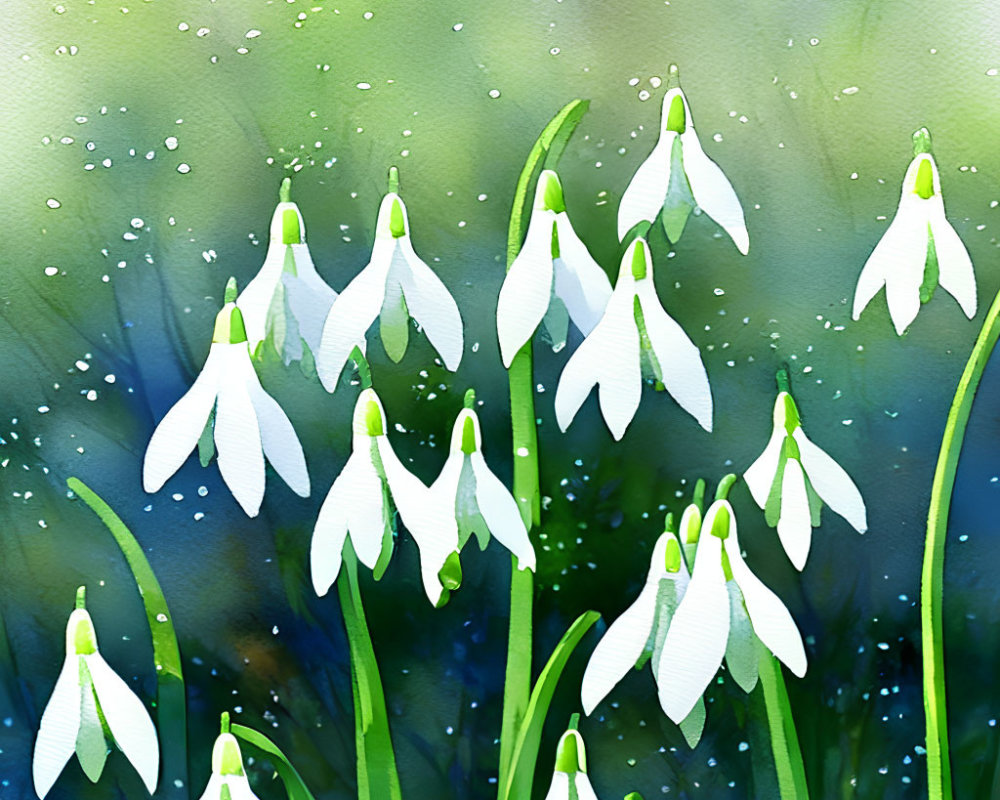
[2,0,1000,798]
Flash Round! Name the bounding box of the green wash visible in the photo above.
[666,93,686,133]
[389,198,406,238]
[550,219,560,259]
[220,785,233,800]
[720,547,734,582]
[919,223,939,305]
[782,393,800,434]
[633,296,664,383]
[554,731,585,773]
[710,505,730,540]
[364,399,384,437]
[630,242,648,280]
[282,208,301,244]
[664,537,682,573]
[212,306,248,344]
[216,735,245,776]
[460,415,478,454]
[914,158,934,200]
[543,173,566,214]
[438,551,463,591]
[73,614,98,656]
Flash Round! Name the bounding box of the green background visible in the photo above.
[2,0,999,797]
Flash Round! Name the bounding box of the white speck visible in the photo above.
[38,406,50,414]
[988,68,999,77]
[452,22,463,31]
[177,163,191,174]
[130,217,144,229]
[104,374,116,384]
[488,89,501,99]
[477,194,487,201]
[842,86,859,95]
[165,136,178,150]
[196,27,209,37]
[809,37,820,45]
[75,360,89,371]
[516,447,530,457]
[245,29,261,39]
[44,266,59,277]
[178,22,189,31]
[86,390,97,401]
[46,198,61,209]
[356,82,372,90]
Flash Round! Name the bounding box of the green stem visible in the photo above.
[922,286,1000,800]
[758,644,809,799]
[498,99,589,797]
[336,541,402,800]
[66,477,188,798]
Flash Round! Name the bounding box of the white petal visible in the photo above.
[656,531,730,723]
[86,653,159,793]
[724,583,759,694]
[284,249,338,354]
[396,238,464,370]
[469,453,535,570]
[744,424,783,509]
[554,277,640,440]
[196,773,225,800]
[617,135,672,241]
[680,128,749,254]
[143,346,223,493]
[777,458,812,571]
[243,366,310,498]
[317,248,390,391]
[32,655,80,799]
[553,214,612,335]
[928,200,977,318]
[238,210,290,350]
[497,209,556,367]
[378,438,458,605]
[725,533,807,677]
[542,770,570,800]
[214,349,265,517]
[572,773,601,800]
[794,429,867,533]
[853,196,928,335]
[636,277,712,431]
[580,536,668,715]
[221,774,262,800]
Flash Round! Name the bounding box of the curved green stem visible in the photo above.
[921,286,1000,800]
[758,645,809,799]
[498,98,590,799]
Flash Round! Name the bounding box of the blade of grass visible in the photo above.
[921,285,1000,800]
[231,722,317,800]
[758,645,809,799]
[66,477,187,798]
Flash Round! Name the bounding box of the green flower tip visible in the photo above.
[460,414,478,455]
[281,207,302,244]
[463,388,476,409]
[681,504,702,545]
[364,397,385,437]
[555,728,587,774]
[783,433,801,461]
[714,473,737,501]
[625,793,646,800]
[439,551,463,590]
[212,733,245,777]
[692,477,706,513]
[75,585,87,610]
[219,711,231,734]
[630,239,649,281]
[389,197,406,238]
[775,365,791,394]
[220,785,233,800]
[213,304,248,345]
[388,165,400,194]
[664,536,682,573]
[224,276,238,304]
[914,157,935,200]
[541,170,566,214]
[70,608,98,656]
[666,92,686,134]
[663,511,675,535]
[911,126,933,157]
[279,176,292,203]
[781,392,800,434]
[709,502,731,540]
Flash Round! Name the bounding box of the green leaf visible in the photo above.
[757,643,810,799]
[231,723,317,800]
[499,609,600,800]
[198,405,216,467]
[66,477,188,798]
[678,696,707,749]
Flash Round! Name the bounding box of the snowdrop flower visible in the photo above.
[143,278,310,517]
[311,386,460,606]
[581,510,707,746]
[743,378,866,570]
[317,167,463,391]
[657,495,807,723]
[554,236,712,440]
[542,721,601,800]
[618,66,749,253]
[33,587,159,799]
[237,177,338,369]
[432,390,536,569]
[496,169,612,366]
[853,128,976,335]
[196,713,260,800]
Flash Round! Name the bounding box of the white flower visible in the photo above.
[143,278,311,517]
[657,499,807,723]
[542,727,601,800]
[743,388,867,570]
[431,394,536,570]
[853,129,976,335]
[311,387,460,606]
[496,169,612,366]
[196,720,260,800]
[554,237,712,440]
[237,178,339,368]
[317,168,463,391]
[618,72,749,254]
[32,588,159,799]
[580,510,707,746]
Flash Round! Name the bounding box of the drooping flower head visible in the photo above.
[853,127,976,335]
[237,177,339,371]
[143,277,310,517]
[432,389,536,570]
[311,382,461,606]
[196,713,260,800]
[33,587,159,799]
[554,236,712,440]
[542,719,601,800]
[317,167,463,391]
[743,371,867,570]
[496,169,612,366]
[657,489,807,723]
[618,65,749,253]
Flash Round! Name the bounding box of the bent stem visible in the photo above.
[66,477,188,798]
[498,98,590,798]
[758,643,809,799]
[337,540,402,800]
[922,286,1000,800]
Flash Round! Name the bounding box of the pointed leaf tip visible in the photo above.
[388,165,399,194]
[224,277,238,303]
[220,711,230,734]
[279,176,292,203]
[463,388,476,409]
[76,585,87,609]
[912,127,933,157]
